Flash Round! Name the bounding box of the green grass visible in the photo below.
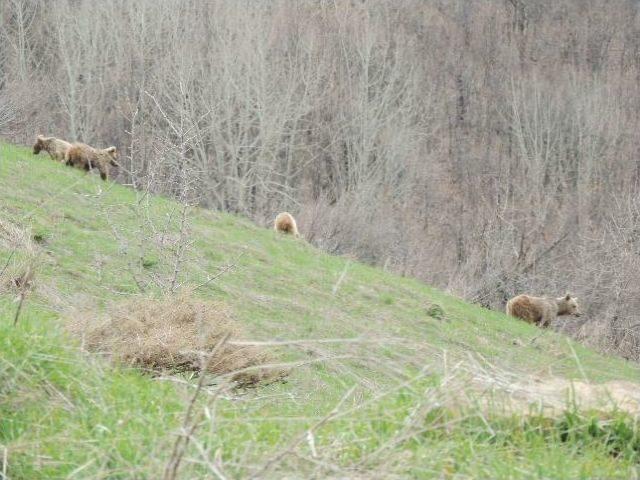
[0,142,639,478]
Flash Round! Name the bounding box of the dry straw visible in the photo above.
[68,294,286,387]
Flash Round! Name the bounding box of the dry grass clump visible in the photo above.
[68,295,285,387]
[0,218,32,250]
[0,218,39,297]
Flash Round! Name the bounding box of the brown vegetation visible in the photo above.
[0,218,37,291]
[67,295,285,387]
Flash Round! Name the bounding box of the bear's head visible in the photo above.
[558,293,581,317]
[33,135,45,154]
[104,146,118,166]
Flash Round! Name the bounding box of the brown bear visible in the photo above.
[505,293,581,328]
[65,143,118,181]
[33,135,72,163]
[274,212,300,237]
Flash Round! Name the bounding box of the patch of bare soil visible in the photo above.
[452,357,640,415]
[504,377,640,414]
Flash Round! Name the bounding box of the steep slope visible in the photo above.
[0,142,639,479]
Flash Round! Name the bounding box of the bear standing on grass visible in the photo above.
[274,212,300,237]
[65,143,118,181]
[506,293,581,328]
[33,135,72,163]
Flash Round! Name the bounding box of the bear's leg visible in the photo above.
[540,313,551,328]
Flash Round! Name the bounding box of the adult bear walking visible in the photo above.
[506,293,581,328]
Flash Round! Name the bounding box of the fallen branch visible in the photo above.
[193,250,245,291]
[13,291,27,327]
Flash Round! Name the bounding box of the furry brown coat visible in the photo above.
[65,143,118,181]
[33,135,72,163]
[274,212,300,237]
[506,293,581,328]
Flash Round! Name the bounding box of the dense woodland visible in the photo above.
[2,0,640,360]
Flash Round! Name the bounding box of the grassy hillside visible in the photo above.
[0,142,639,479]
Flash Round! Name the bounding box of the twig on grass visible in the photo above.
[249,385,357,479]
[193,250,246,291]
[0,249,15,279]
[227,336,396,347]
[2,444,7,480]
[12,266,35,327]
[163,333,231,480]
[332,260,350,295]
[13,292,26,326]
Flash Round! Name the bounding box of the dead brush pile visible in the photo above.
[68,295,285,387]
